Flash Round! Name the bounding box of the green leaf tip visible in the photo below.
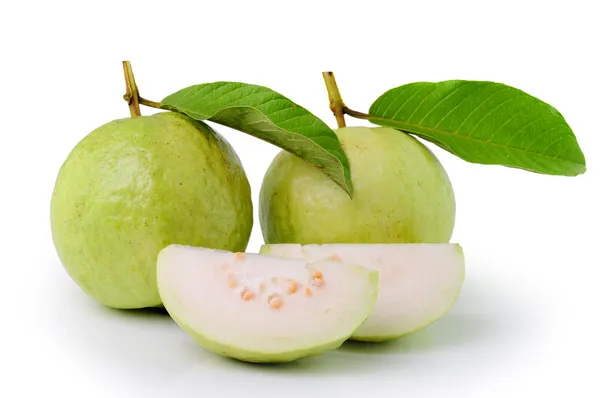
[368,80,586,176]
[161,82,354,197]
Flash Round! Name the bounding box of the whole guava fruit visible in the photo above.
[50,111,253,309]
[259,126,455,244]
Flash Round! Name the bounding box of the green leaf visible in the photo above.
[160,82,353,196]
[368,81,586,176]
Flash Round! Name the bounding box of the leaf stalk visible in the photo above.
[343,107,370,120]
[139,97,163,109]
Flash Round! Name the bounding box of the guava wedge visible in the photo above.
[157,244,379,363]
[260,243,465,342]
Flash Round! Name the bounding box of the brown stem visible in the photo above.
[122,60,141,117]
[322,71,347,128]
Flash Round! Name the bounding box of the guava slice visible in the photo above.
[157,244,379,363]
[260,243,465,342]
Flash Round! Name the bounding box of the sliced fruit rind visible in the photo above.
[169,316,354,363]
[157,244,379,363]
[260,243,465,342]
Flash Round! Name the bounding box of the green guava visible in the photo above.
[157,244,379,363]
[260,243,465,342]
[259,126,456,244]
[50,112,253,309]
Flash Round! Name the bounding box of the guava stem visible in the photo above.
[343,107,371,120]
[122,60,142,117]
[322,71,347,128]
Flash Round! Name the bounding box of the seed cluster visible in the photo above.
[225,259,326,310]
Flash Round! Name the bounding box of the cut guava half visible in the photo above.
[260,243,465,342]
[157,244,379,363]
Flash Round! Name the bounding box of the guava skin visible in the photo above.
[50,112,253,309]
[166,274,378,363]
[169,312,357,363]
[259,126,456,245]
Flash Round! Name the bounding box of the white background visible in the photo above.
[1,1,599,397]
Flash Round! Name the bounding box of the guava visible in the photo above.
[259,126,456,244]
[260,243,465,342]
[50,112,253,309]
[157,244,379,363]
